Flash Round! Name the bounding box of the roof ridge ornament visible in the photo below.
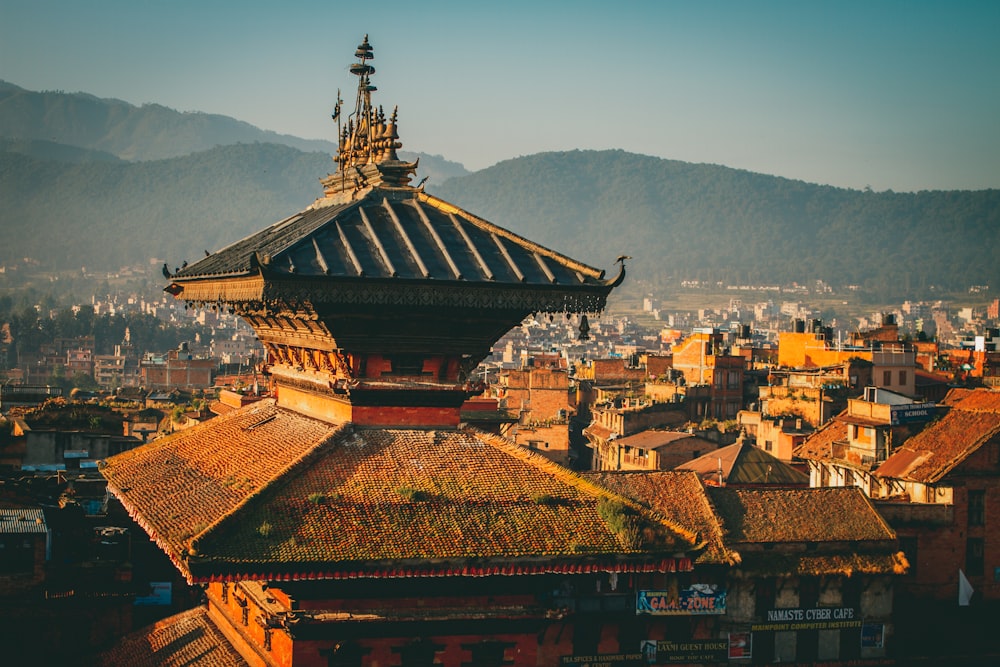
[321,35,417,199]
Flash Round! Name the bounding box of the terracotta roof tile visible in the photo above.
[875,388,1000,484]
[581,471,733,566]
[794,417,849,461]
[707,487,895,544]
[95,606,247,667]
[613,430,713,451]
[737,551,908,577]
[102,399,345,569]
[104,404,704,582]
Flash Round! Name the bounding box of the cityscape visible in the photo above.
[3,8,1000,667]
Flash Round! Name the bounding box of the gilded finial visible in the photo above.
[321,36,419,198]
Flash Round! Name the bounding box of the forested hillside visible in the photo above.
[433,150,1000,299]
[0,142,331,269]
[2,83,999,301]
[0,81,468,182]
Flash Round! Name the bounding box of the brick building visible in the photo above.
[669,328,745,421]
[496,366,575,466]
[139,345,216,390]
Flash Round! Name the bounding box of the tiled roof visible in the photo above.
[793,416,849,461]
[581,471,733,566]
[171,190,614,293]
[0,508,47,534]
[706,487,896,544]
[103,401,703,583]
[736,551,908,578]
[942,386,1000,410]
[583,423,615,441]
[613,430,712,451]
[102,400,346,572]
[94,606,247,667]
[875,387,1000,484]
[677,443,808,486]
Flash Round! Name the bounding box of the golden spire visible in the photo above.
[321,35,417,198]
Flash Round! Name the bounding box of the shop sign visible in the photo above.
[890,403,935,425]
[752,606,862,631]
[560,654,644,666]
[728,632,752,659]
[636,585,726,615]
[861,623,885,649]
[134,581,172,606]
[639,639,728,664]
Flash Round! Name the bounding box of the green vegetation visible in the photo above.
[435,150,1000,301]
[1,84,997,302]
[396,487,430,502]
[597,497,644,549]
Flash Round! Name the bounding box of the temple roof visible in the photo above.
[165,35,622,314]
[166,190,620,312]
[103,400,703,583]
[95,607,248,667]
[582,471,734,566]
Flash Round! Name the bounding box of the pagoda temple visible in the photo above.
[98,37,903,667]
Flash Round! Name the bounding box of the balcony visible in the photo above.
[830,440,885,469]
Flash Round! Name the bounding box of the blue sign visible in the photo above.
[637,586,726,615]
[890,403,935,425]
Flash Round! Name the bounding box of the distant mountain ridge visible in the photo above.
[0,80,469,182]
[434,150,1000,299]
[1,81,998,301]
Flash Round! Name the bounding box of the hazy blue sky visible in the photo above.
[2,1,998,191]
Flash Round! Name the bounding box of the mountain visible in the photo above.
[432,150,1000,299]
[0,142,332,270]
[1,83,999,300]
[0,81,469,185]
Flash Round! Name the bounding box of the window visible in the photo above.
[883,370,892,386]
[967,538,985,576]
[764,440,773,452]
[899,370,908,386]
[969,490,986,526]
[728,370,740,389]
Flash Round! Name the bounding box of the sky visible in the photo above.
[2,0,999,192]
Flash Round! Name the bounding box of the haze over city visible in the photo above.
[3,0,999,193]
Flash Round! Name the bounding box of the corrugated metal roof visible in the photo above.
[677,443,809,486]
[0,508,48,534]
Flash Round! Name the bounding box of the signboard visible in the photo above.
[134,581,172,606]
[752,607,861,632]
[890,403,935,425]
[861,623,884,649]
[728,632,752,659]
[639,640,728,664]
[560,654,644,666]
[636,586,726,615]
